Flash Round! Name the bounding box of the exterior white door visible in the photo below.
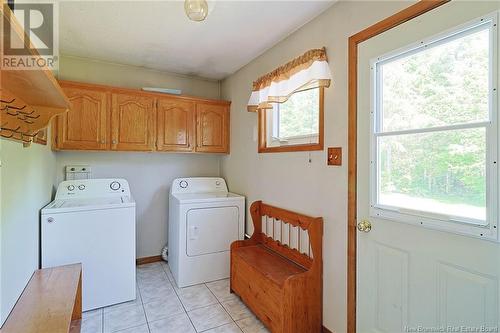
[357,2,500,332]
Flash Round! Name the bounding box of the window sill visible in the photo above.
[258,142,323,153]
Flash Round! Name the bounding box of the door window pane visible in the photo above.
[380,27,490,132]
[378,128,486,222]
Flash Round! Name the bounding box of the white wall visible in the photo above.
[219,1,412,332]
[57,56,223,258]
[0,136,57,326]
[55,152,220,258]
[59,55,220,99]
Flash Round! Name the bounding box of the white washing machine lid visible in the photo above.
[171,192,244,204]
[42,196,135,214]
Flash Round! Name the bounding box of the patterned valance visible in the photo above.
[247,47,332,112]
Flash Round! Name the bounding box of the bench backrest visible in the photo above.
[249,201,323,271]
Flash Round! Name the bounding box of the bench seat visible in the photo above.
[232,245,306,286]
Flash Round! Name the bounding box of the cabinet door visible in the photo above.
[157,98,195,152]
[195,103,229,153]
[111,93,155,151]
[55,86,109,150]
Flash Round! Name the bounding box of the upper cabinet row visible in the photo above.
[52,81,230,153]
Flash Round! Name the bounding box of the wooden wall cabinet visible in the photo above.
[55,85,109,150]
[157,98,195,152]
[111,93,156,151]
[52,81,230,154]
[196,103,229,153]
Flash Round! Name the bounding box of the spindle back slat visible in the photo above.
[250,201,322,270]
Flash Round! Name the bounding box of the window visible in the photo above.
[371,14,498,239]
[259,87,324,152]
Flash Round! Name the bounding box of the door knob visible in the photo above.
[357,219,372,233]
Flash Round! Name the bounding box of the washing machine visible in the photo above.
[41,178,136,311]
[168,177,245,287]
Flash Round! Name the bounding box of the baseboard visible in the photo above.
[322,325,334,333]
[136,255,163,265]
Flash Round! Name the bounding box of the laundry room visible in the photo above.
[2,1,500,333]
[54,55,226,260]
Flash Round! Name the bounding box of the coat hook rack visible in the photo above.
[1,104,26,111]
[0,97,16,104]
[0,89,58,145]
[0,2,71,146]
[6,108,19,116]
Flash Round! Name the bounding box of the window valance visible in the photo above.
[247,47,332,112]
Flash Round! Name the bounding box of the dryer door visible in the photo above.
[186,206,239,256]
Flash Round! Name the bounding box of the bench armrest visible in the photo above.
[283,269,308,286]
[283,270,322,332]
[231,238,258,251]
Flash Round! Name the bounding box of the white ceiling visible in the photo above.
[59,1,335,80]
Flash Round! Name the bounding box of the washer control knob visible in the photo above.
[110,181,121,191]
[67,185,75,191]
[47,217,55,223]
[78,184,86,190]
[215,180,221,186]
[180,180,188,189]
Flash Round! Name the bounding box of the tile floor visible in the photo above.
[81,262,270,333]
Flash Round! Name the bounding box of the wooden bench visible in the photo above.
[0,264,82,333]
[230,201,323,333]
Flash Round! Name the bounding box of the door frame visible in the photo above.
[347,1,450,332]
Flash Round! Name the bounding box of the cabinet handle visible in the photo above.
[101,140,105,144]
[112,140,117,144]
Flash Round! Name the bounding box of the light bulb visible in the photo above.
[184,0,209,22]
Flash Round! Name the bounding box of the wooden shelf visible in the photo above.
[0,2,70,144]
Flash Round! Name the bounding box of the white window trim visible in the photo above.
[369,12,499,241]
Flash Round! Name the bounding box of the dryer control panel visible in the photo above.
[171,177,228,194]
[55,178,131,199]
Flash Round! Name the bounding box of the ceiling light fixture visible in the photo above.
[184,0,209,22]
